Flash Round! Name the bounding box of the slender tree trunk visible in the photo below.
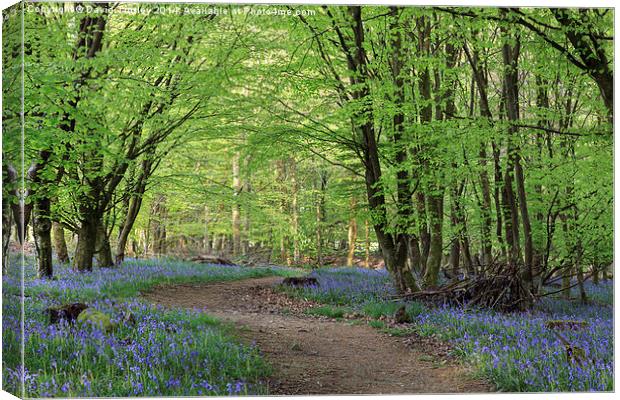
[559,214,572,299]
[242,170,251,255]
[213,234,222,253]
[150,195,167,256]
[491,142,506,260]
[315,171,327,267]
[2,191,13,274]
[575,239,588,304]
[424,193,444,287]
[364,219,370,268]
[33,197,53,278]
[116,195,142,265]
[232,152,241,256]
[290,158,300,263]
[561,266,572,299]
[52,222,69,264]
[592,261,600,285]
[203,205,211,253]
[502,32,533,288]
[416,193,431,271]
[478,145,494,266]
[27,154,53,278]
[116,158,151,265]
[500,25,523,269]
[280,236,290,266]
[347,197,357,266]
[448,184,462,276]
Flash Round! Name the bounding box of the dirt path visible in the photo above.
[143,276,491,395]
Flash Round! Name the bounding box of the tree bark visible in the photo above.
[232,152,241,256]
[52,222,69,264]
[364,219,370,268]
[203,205,211,253]
[424,194,444,287]
[116,156,152,265]
[150,195,167,256]
[290,158,300,263]
[96,222,113,268]
[315,171,327,267]
[74,214,98,272]
[27,156,53,278]
[33,197,53,278]
[242,166,251,255]
[2,198,12,274]
[116,193,142,265]
[346,197,357,266]
[499,24,523,269]
[501,27,533,292]
[2,163,18,274]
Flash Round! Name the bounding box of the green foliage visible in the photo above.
[304,305,352,319]
[362,302,401,319]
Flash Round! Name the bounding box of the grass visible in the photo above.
[304,305,352,319]
[3,257,295,397]
[278,266,614,392]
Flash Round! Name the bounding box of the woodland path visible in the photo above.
[142,276,491,395]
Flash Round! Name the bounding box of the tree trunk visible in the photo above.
[575,240,588,304]
[561,265,572,299]
[416,193,431,271]
[592,262,600,285]
[232,152,241,256]
[502,30,533,289]
[280,236,290,266]
[52,222,69,264]
[2,192,13,274]
[96,222,113,268]
[213,234,223,253]
[33,197,53,278]
[74,215,98,272]
[315,170,327,267]
[290,157,300,263]
[116,194,142,265]
[346,197,357,266]
[500,24,523,269]
[491,142,506,260]
[242,171,251,255]
[448,186,461,276]
[424,193,444,287]
[150,195,167,256]
[203,205,211,253]
[478,145,494,266]
[364,219,370,268]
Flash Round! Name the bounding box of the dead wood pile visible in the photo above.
[401,265,536,312]
[188,254,236,266]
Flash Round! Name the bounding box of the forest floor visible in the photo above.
[143,276,491,395]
